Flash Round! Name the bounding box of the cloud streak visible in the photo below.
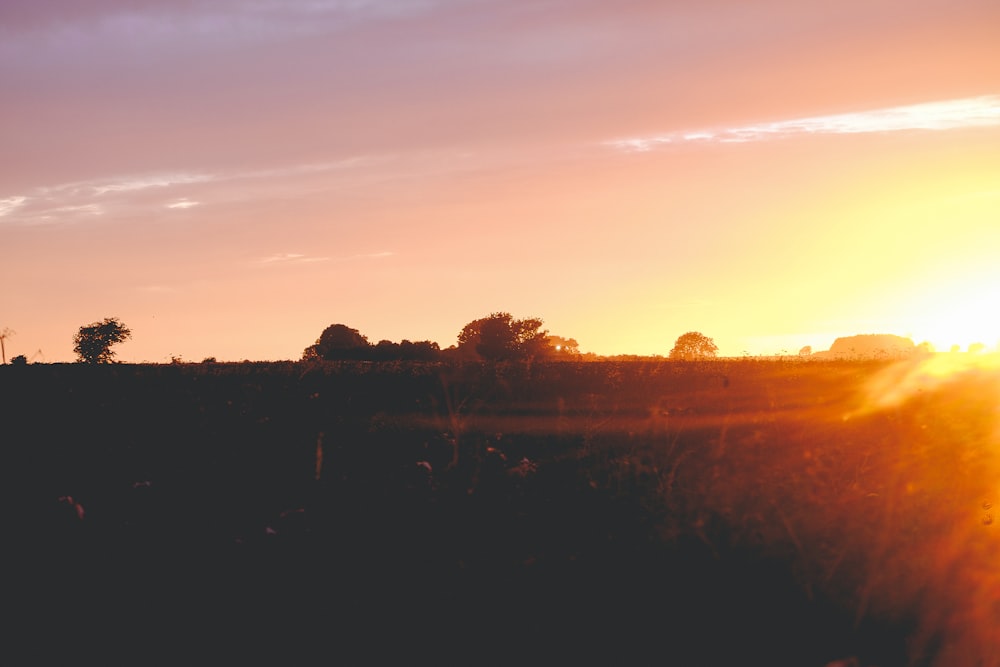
[260,253,331,265]
[609,95,1000,152]
[0,196,27,218]
[89,173,215,196]
[1,156,385,226]
[258,251,394,266]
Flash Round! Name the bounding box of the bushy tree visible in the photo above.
[398,339,441,361]
[457,312,548,361]
[546,335,580,357]
[73,317,132,364]
[303,324,370,361]
[370,339,441,361]
[669,331,718,360]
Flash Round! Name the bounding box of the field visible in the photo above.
[4,358,999,665]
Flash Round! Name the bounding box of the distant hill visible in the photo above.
[813,334,917,359]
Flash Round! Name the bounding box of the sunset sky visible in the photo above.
[3,0,999,362]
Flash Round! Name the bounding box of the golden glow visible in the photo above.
[898,275,1000,354]
[858,351,1000,413]
[3,1,1000,361]
[850,352,1000,665]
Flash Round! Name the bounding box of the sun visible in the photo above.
[879,260,1000,354]
[906,287,1000,354]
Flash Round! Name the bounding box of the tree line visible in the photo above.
[302,313,583,362]
[4,313,719,364]
[301,314,715,363]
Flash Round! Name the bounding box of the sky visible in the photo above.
[2,0,999,362]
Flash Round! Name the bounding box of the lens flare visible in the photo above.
[857,351,1000,413]
[851,352,1000,666]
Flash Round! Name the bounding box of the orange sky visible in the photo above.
[2,0,999,362]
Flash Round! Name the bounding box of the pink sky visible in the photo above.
[3,0,999,361]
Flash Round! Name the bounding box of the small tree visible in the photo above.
[457,312,548,361]
[0,327,14,364]
[73,317,132,364]
[669,331,718,360]
[303,324,370,361]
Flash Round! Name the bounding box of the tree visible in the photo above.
[457,312,548,361]
[303,324,370,361]
[10,354,27,366]
[546,335,580,357]
[0,327,13,364]
[669,331,718,360]
[73,317,132,364]
[398,339,441,361]
[370,339,400,361]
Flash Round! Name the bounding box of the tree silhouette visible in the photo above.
[457,312,548,361]
[73,318,132,364]
[303,324,371,361]
[669,331,718,360]
[546,335,580,357]
[369,339,441,361]
[398,339,440,361]
[0,327,13,364]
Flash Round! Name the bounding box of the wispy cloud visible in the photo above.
[45,157,376,198]
[258,250,394,266]
[91,173,215,196]
[234,156,390,181]
[1,156,385,226]
[0,196,27,218]
[260,253,331,265]
[0,200,104,226]
[30,172,216,199]
[346,251,395,260]
[50,204,103,215]
[609,95,1000,152]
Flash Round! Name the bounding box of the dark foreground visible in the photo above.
[4,359,998,666]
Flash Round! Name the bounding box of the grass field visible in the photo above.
[4,357,998,666]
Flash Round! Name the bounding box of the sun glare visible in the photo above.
[883,260,1000,354]
[859,350,1000,412]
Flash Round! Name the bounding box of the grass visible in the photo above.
[3,357,998,665]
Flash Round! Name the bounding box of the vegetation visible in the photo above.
[669,330,718,360]
[302,313,558,363]
[0,327,13,364]
[5,356,997,665]
[72,317,132,364]
[303,323,442,361]
[455,311,549,361]
[302,323,371,360]
[546,335,581,356]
